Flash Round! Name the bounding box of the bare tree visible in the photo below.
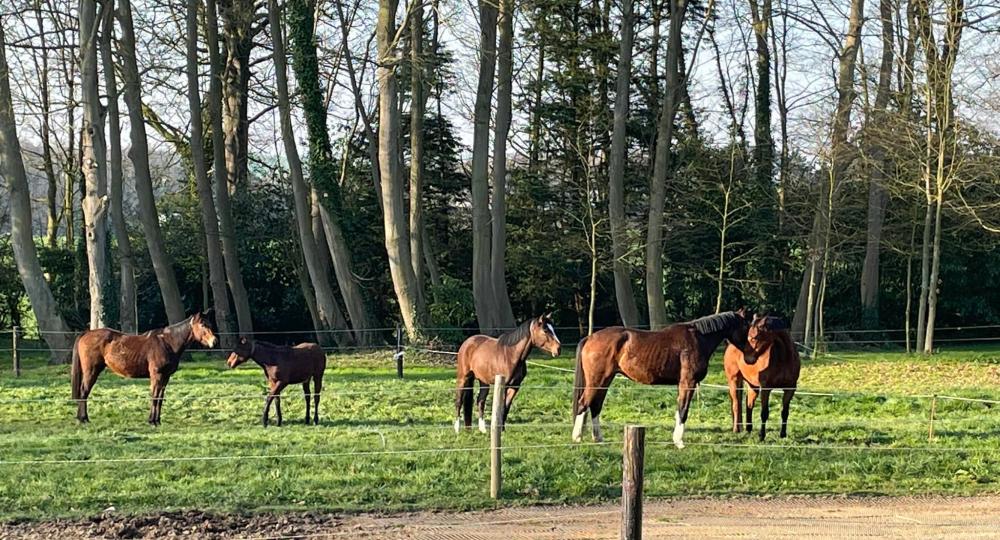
[118,0,186,323]
[471,0,498,332]
[186,0,235,343]
[208,0,254,336]
[860,0,895,328]
[100,1,136,332]
[409,0,427,299]
[490,0,516,329]
[377,0,426,339]
[269,0,354,344]
[646,0,688,329]
[0,24,74,359]
[79,0,110,328]
[608,0,641,327]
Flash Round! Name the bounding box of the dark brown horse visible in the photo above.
[226,337,325,427]
[71,311,218,425]
[454,314,562,433]
[572,309,755,448]
[724,315,800,440]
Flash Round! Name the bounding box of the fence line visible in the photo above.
[659,440,989,453]
[3,381,999,405]
[0,440,617,467]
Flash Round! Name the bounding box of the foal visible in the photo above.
[724,315,800,440]
[227,337,325,426]
[454,314,562,433]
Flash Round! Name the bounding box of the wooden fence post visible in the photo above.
[490,374,506,499]
[621,425,646,540]
[928,395,937,441]
[12,326,20,377]
[395,325,403,379]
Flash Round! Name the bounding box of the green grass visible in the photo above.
[0,345,999,522]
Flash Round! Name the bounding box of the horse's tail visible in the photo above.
[572,336,589,418]
[70,336,82,401]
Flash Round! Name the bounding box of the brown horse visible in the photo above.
[226,337,325,427]
[572,309,755,448]
[454,314,562,433]
[71,311,218,425]
[724,315,800,440]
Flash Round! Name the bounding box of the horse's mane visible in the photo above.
[689,311,739,335]
[497,319,533,347]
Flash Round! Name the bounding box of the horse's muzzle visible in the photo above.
[742,353,758,365]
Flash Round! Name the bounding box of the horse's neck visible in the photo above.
[250,343,279,366]
[695,328,730,360]
[161,321,193,355]
[504,337,533,367]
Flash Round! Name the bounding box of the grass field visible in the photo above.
[1,344,999,522]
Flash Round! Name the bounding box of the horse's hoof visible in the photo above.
[572,436,582,443]
[478,419,487,434]
[593,436,604,443]
[673,440,685,449]
[453,419,461,434]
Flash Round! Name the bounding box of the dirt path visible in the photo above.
[2,496,999,539]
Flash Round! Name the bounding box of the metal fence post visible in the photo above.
[395,325,404,379]
[12,326,20,377]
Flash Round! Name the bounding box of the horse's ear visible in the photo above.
[239,336,248,344]
[544,311,553,321]
[734,306,747,318]
[202,308,214,320]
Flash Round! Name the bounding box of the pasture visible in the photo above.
[1,345,999,522]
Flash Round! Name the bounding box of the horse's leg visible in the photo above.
[502,386,519,428]
[745,387,759,434]
[780,389,795,438]
[574,368,615,443]
[454,370,474,433]
[758,389,772,441]
[274,385,287,427]
[263,380,277,427]
[673,356,698,449]
[303,381,312,425]
[77,363,105,423]
[476,383,490,434]
[149,374,166,426]
[312,375,322,425]
[727,374,743,433]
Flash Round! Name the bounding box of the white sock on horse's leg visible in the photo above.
[572,411,587,442]
[479,417,487,434]
[454,416,461,434]
[673,410,686,449]
[592,415,603,442]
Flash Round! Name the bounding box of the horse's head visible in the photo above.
[746,315,787,363]
[191,310,218,349]
[226,336,254,368]
[728,307,757,365]
[530,313,561,357]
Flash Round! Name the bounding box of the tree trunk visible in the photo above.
[471,0,498,333]
[209,0,254,336]
[608,0,641,327]
[288,0,372,343]
[790,0,864,341]
[377,0,426,339]
[0,26,74,361]
[645,0,687,329]
[270,0,354,345]
[490,0,516,329]
[100,3,137,333]
[748,0,773,189]
[860,0,894,329]
[187,0,235,345]
[118,0,186,323]
[80,0,110,329]
[33,1,60,249]
[409,0,427,302]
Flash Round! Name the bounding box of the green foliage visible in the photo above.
[427,275,475,342]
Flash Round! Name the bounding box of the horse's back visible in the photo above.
[610,325,695,385]
[293,342,326,374]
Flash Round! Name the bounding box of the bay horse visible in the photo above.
[724,315,800,440]
[226,337,325,426]
[454,314,562,433]
[572,308,755,448]
[71,311,218,425]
